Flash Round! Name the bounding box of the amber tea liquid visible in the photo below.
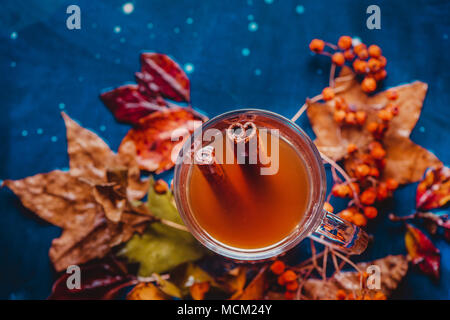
[187,131,310,249]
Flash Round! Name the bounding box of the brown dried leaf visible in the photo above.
[302,255,408,300]
[3,114,152,271]
[307,67,441,184]
[232,267,268,300]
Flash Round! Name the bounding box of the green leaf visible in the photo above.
[119,178,205,276]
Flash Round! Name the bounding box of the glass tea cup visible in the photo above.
[173,109,368,261]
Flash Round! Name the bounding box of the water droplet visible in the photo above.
[241,48,251,56]
[419,126,426,133]
[186,17,193,25]
[174,27,180,33]
[115,58,121,64]
[59,103,66,110]
[247,0,253,5]
[95,53,101,59]
[122,3,134,14]
[184,63,194,74]
[147,22,153,29]
[120,37,126,43]
[10,61,16,68]
[114,26,122,33]
[248,22,258,32]
[78,76,84,82]
[10,32,18,40]
[37,128,43,135]
[21,130,28,137]
[295,5,304,14]
[100,125,106,132]
[316,69,323,75]
[254,69,262,76]
[51,136,58,142]
[444,34,448,40]
[92,23,97,29]
[150,34,155,39]
[248,14,254,21]
[264,0,274,4]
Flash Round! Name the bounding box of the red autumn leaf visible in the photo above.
[416,166,450,210]
[119,107,204,173]
[100,84,167,125]
[136,53,190,103]
[405,224,440,280]
[48,257,136,300]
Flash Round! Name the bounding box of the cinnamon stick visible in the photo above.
[226,121,271,173]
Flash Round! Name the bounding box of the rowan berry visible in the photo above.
[336,289,347,300]
[334,97,349,111]
[361,187,377,205]
[284,291,295,300]
[344,49,355,61]
[323,202,334,213]
[347,143,357,153]
[309,39,325,53]
[334,110,346,124]
[386,89,399,100]
[338,36,353,50]
[339,209,354,222]
[378,109,393,121]
[368,45,382,58]
[355,110,367,125]
[361,77,377,93]
[373,69,387,81]
[364,206,378,219]
[154,179,169,194]
[370,147,386,160]
[270,260,285,275]
[285,281,299,291]
[281,270,297,282]
[367,121,379,133]
[369,167,380,178]
[376,183,389,201]
[355,163,370,178]
[352,213,367,227]
[345,112,357,125]
[386,102,399,115]
[368,58,381,72]
[322,87,335,101]
[354,43,367,55]
[385,178,399,190]
[332,52,345,66]
[332,184,351,198]
[353,59,367,74]
[277,275,286,286]
[357,49,369,60]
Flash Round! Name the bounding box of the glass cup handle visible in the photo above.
[309,210,369,255]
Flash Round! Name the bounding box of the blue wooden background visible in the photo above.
[1,0,449,299]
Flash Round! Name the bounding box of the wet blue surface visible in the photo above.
[1,0,449,299]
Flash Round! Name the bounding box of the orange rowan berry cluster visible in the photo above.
[338,207,367,227]
[310,36,388,93]
[331,96,367,127]
[269,260,298,300]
